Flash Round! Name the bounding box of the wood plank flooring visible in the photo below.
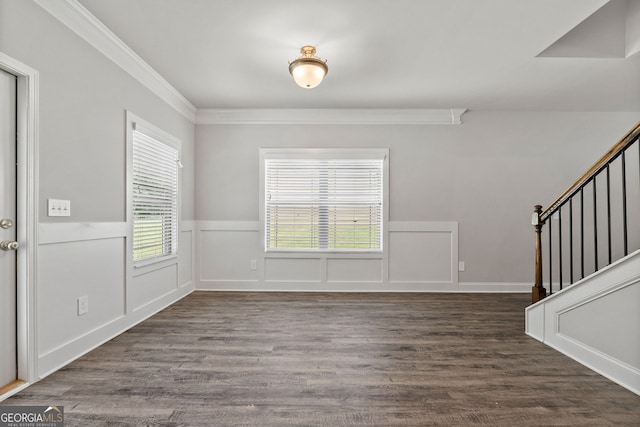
[3,292,639,426]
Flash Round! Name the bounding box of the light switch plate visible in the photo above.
[48,199,71,217]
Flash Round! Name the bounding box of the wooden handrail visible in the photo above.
[540,121,640,221]
[532,120,640,303]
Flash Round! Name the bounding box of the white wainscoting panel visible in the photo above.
[199,226,260,282]
[389,232,452,282]
[388,222,458,288]
[558,281,640,369]
[131,264,179,312]
[179,226,193,288]
[36,221,194,378]
[38,237,126,356]
[326,258,383,283]
[196,220,463,291]
[265,258,323,283]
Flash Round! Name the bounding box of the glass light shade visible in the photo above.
[289,46,328,89]
[290,61,327,89]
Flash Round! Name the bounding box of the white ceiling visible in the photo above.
[76,0,640,111]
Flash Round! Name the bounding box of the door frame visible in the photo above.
[0,52,39,394]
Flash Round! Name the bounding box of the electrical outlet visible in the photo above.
[250,260,257,270]
[458,261,465,272]
[77,295,88,316]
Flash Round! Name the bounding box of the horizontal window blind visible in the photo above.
[132,129,178,263]
[265,158,383,251]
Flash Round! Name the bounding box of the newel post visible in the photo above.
[531,205,547,303]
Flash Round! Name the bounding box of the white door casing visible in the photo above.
[0,68,17,389]
[0,51,39,399]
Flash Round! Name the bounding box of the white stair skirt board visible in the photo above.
[526,249,640,396]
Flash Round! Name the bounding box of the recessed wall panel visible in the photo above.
[131,264,178,312]
[558,282,640,368]
[326,258,383,283]
[38,238,125,355]
[179,230,193,286]
[265,258,321,282]
[200,230,259,281]
[389,231,453,282]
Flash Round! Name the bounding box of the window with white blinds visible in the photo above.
[264,152,385,252]
[132,126,179,264]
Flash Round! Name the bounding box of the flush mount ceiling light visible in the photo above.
[288,45,328,89]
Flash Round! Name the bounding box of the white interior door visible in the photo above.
[0,68,18,389]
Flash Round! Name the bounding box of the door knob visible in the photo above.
[0,219,13,229]
[0,240,19,251]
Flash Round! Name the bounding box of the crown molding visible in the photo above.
[32,1,467,126]
[34,0,197,122]
[195,108,467,125]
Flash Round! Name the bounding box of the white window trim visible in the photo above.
[259,148,389,254]
[126,111,181,276]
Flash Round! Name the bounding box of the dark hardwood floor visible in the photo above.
[3,292,639,426]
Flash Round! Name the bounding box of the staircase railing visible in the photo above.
[532,121,640,303]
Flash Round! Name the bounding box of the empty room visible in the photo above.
[1,0,640,425]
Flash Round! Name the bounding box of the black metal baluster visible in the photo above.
[558,208,563,290]
[549,218,553,295]
[606,165,612,264]
[621,150,628,256]
[580,187,585,279]
[569,198,574,285]
[593,179,598,272]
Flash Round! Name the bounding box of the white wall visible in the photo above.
[0,0,195,378]
[195,112,638,291]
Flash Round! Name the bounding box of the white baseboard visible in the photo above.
[458,282,531,293]
[196,280,531,293]
[543,335,640,396]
